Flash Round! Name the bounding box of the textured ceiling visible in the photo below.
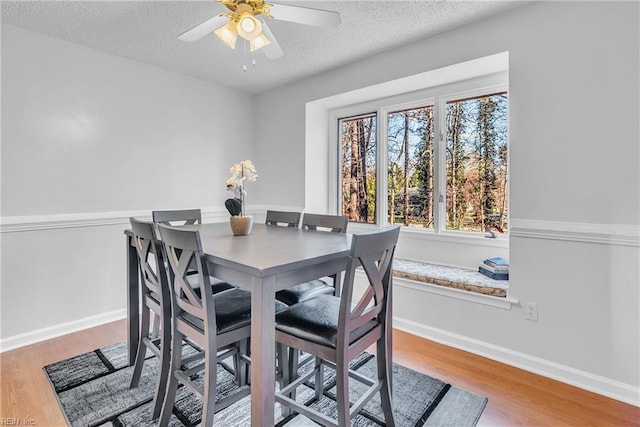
[1,0,526,94]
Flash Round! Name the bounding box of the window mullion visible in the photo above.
[433,96,447,234]
[378,107,388,227]
[329,113,339,215]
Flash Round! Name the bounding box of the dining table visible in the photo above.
[125,221,352,426]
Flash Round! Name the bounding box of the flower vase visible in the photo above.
[230,215,253,236]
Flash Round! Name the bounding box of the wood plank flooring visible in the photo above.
[1,320,638,426]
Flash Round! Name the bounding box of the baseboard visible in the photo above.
[0,308,127,353]
[393,316,640,407]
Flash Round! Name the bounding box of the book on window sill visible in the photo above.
[478,266,509,280]
[478,262,509,273]
[483,257,509,268]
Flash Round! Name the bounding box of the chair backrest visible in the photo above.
[338,226,400,348]
[130,217,170,310]
[265,210,301,228]
[152,209,202,226]
[302,213,348,233]
[157,224,215,348]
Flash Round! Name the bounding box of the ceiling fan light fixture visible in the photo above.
[236,12,262,40]
[249,32,271,52]
[214,20,238,48]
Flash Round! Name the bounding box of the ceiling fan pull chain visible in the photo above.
[242,38,248,72]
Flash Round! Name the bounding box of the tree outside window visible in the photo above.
[446,93,508,233]
[337,84,508,236]
[339,114,377,224]
[387,106,434,228]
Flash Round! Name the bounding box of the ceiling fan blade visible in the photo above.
[268,3,340,29]
[178,15,228,42]
[260,20,284,59]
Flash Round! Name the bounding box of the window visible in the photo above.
[445,93,508,233]
[387,105,435,228]
[339,114,377,224]
[336,76,508,236]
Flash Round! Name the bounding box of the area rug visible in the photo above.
[44,341,487,426]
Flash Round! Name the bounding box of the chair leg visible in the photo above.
[288,347,299,402]
[277,343,292,418]
[150,309,171,420]
[201,341,217,427]
[314,357,324,401]
[376,338,395,426]
[129,307,150,388]
[335,355,350,427]
[237,338,249,386]
[158,330,183,427]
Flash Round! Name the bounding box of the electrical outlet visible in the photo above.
[524,302,538,321]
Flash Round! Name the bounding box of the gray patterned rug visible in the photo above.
[44,341,487,426]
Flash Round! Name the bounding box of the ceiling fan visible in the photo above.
[178,0,341,60]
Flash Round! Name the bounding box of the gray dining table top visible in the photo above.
[182,222,352,277]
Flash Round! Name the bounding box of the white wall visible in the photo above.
[1,26,254,342]
[252,2,640,404]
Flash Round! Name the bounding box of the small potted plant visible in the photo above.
[225,160,257,236]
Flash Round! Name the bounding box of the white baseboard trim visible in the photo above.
[0,308,127,353]
[393,316,640,407]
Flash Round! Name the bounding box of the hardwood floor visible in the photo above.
[1,320,638,426]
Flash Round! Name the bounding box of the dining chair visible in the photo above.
[275,213,348,306]
[128,218,172,420]
[152,208,202,225]
[265,210,301,227]
[274,226,401,427]
[152,208,234,295]
[301,213,348,233]
[157,224,286,426]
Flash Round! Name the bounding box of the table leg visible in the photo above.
[126,235,140,367]
[250,275,276,426]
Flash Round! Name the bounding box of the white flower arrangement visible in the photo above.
[225,160,257,217]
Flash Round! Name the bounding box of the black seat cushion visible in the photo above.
[214,289,253,334]
[190,276,235,295]
[275,279,334,306]
[275,294,378,348]
[209,278,235,294]
[192,281,235,299]
[184,288,288,334]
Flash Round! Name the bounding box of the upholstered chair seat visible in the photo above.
[274,279,334,306]
[276,294,377,348]
[269,212,349,305]
[187,288,288,334]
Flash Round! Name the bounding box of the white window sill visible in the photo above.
[348,223,509,249]
[392,274,518,309]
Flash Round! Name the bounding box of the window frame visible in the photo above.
[330,72,509,240]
